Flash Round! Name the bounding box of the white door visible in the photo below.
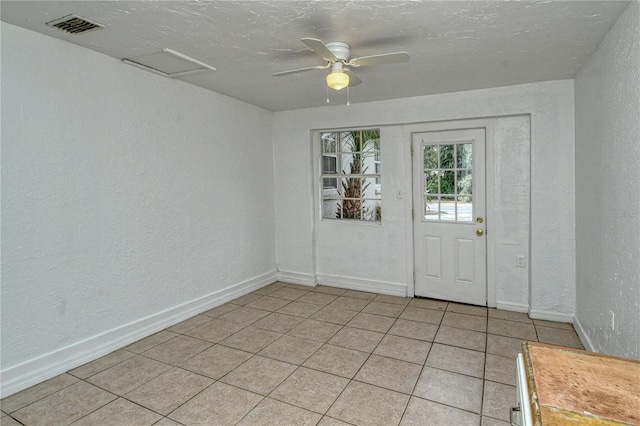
[412,128,486,305]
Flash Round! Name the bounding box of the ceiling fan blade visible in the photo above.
[349,51,410,67]
[273,64,329,76]
[301,38,337,62]
[344,69,362,87]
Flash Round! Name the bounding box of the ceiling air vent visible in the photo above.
[46,14,104,34]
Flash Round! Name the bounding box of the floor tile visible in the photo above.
[442,312,488,332]
[388,319,439,341]
[124,330,179,354]
[218,306,271,327]
[168,381,262,425]
[373,334,432,365]
[347,312,395,333]
[362,301,406,318]
[259,335,323,364]
[488,308,531,323]
[310,305,359,325]
[268,287,310,301]
[73,397,162,425]
[270,367,349,414]
[328,326,385,353]
[400,396,481,425]
[533,319,575,330]
[68,349,135,379]
[313,285,348,296]
[153,418,182,426]
[220,356,297,395]
[448,303,488,317]
[400,307,445,324]
[220,326,283,353]
[12,381,116,426]
[327,381,409,426]
[238,397,322,426]
[184,317,245,343]
[434,325,487,352]
[229,293,264,306]
[408,298,448,311]
[535,326,584,349]
[486,334,527,358]
[251,312,305,333]
[485,354,517,386]
[245,296,292,312]
[373,294,412,305]
[142,335,212,365]
[318,416,353,425]
[328,296,371,312]
[482,381,516,422]
[297,292,340,306]
[343,289,378,300]
[413,367,483,414]
[287,319,342,342]
[179,344,252,379]
[481,415,511,425]
[0,415,22,426]
[1,373,80,413]
[488,318,537,340]
[425,343,485,378]
[276,301,324,318]
[125,367,213,415]
[201,302,240,318]
[253,282,288,295]
[354,355,422,394]
[167,314,212,334]
[302,344,369,379]
[86,355,172,395]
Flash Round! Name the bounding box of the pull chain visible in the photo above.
[347,86,350,106]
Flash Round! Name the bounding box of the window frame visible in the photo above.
[319,129,382,222]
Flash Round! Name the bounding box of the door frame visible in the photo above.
[403,118,497,307]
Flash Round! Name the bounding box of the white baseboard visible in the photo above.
[276,270,315,287]
[573,315,595,352]
[315,273,407,297]
[495,301,529,313]
[0,270,277,398]
[528,309,575,323]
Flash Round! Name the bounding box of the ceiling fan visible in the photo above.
[273,38,410,91]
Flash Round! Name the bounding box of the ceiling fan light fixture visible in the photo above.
[326,71,349,90]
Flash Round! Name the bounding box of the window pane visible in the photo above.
[457,197,473,222]
[457,170,473,196]
[440,145,455,169]
[440,171,455,195]
[363,199,381,221]
[440,196,455,220]
[425,172,438,195]
[322,133,337,153]
[424,145,438,169]
[457,143,473,169]
[425,195,439,219]
[322,155,337,173]
[323,177,337,189]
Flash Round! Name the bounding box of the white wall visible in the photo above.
[274,80,575,320]
[574,1,640,359]
[1,22,276,395]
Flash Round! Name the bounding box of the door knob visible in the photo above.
[477,217,484,223]
[476,229,484,237]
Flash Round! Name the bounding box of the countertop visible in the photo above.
[522,342,640,425]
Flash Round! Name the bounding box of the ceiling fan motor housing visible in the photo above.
[325,42,351,62]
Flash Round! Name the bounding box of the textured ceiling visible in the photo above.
[1,1,631,111]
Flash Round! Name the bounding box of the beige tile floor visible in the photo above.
[1,282,584,426]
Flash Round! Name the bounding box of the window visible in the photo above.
[321,129,381,221]
[423,142,473,222]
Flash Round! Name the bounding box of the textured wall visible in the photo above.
[575,1,640,359]
[273,80,575,317]
[1,22,275,382]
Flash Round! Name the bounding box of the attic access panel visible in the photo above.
[122,49,216,79]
